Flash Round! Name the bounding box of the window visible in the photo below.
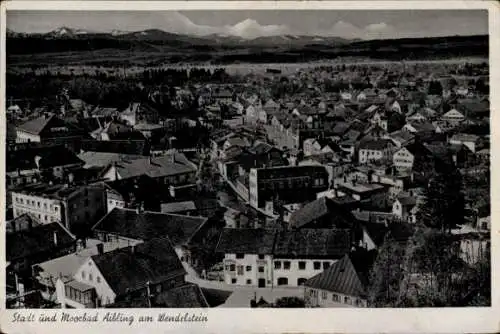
[344,296,351,304]
[237,265,244,275]
[246,266,252,272]
[37,201,40,207]
[284,261,291,270]
[81,271,86,279]
[323,262,330,270]
[235,253,244,259]
[231,278,237,284]
[258,254,265,260]
[225,265,231,271]
[332,294,340,302]
[298,261,306,270]
[277,277,288,286]
[313,261,321,270]
[89,274,93,281]
[274,261,282,269]
[258,266,264,273]
[297,278,307,286]
[229,264,235,271]
[44,215,47,221]
[97,277,101,283]
[246,279,252,285]
[322,291,327,300]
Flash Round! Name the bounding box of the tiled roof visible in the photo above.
[161,201,197,213]
[110,154,196,180]
[16,115,55,134]
[154,283,209,307]
[92,208,208,246]
[78,151,144,168]
[274,229,351,259]
[7,145,83,172]
[92,237,185,296]
[304,250,376,297]
[81,139,149,156]
[290,197,356,229]
[216,228,276,254]
[6,222,75,262]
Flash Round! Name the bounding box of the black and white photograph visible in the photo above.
[2,3,493,317]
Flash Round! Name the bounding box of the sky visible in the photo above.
[7,10,488,40]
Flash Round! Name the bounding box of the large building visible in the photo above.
[248,165,329,211]
[11,182,106,235]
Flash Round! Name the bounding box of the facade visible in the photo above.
[393,147,415,171]
[248,165,329,210]
[56,238,186,308]
[11,183,106,234]
[358,139,394,164]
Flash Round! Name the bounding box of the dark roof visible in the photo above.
[92,208,208,246]
[105,175,166,203]
[6,222,75,261]
[304,251,376,297]
[6,145,83,172]
[92,237,185,296]
[216,228,276,254]
[154,283,208,308]
[290,197,356,229]
[274,229,351,259]
[361,222,389,247]
[359,139,393,150]
[81,139,149,156]
[17,114,85,138]
[6,214,41,233]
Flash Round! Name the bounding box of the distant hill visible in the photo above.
[6,27,489,64]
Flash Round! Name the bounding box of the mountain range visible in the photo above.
[6,26,356,47]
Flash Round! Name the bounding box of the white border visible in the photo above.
[1,1,499,333]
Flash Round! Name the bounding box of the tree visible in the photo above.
[417,168,464,232]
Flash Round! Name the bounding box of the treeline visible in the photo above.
[140,68,230,86]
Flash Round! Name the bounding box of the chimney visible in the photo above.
[53,231,58,246]
[97,243,104,255]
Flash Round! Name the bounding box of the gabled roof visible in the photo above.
[274,229,351,259]
[290,197,356,229]
[107,153,197,180]
[78,151,144,168]
[304,250,376,297]
[16,114,56,135]
[304,255,368,298]
[216,228,276,255]
[92,207,208,246]
[17,114,84,137]
[7,221,75,262]
[7,145,83,172]
[91,237,185,296]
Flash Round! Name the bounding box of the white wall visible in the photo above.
[12,192,62,224]
[305,287,367,307]
[273,258,337,287]
[223,253,273,287]
[16,131,41,143]
[73,258,117,306]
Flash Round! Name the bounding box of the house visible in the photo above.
[6,145,84,189]
[32,237,142,305]
[392,195,418,223]
[16,114,86,151]
[100,152,197,184]
[104,175,166,213]
[91,207,209,264]
[6,220,76,303]
[216,228,276,287]
[392,147,414,171]
[78,151,144,169]
[304,251,377,307]
[289,196,357,230]
[248,165,329,213]
[56,237,187,308]
[358,139,395,164]
[303,138,340,157]
[449,133,481,153]
[11,182,107,235]
[272,229,352,287]
[403,121,442,135]
[440,109,465,128]
[386,130,415,148]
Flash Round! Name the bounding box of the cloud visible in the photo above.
[226,18,291,39]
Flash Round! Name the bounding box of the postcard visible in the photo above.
[0,1,498,333]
